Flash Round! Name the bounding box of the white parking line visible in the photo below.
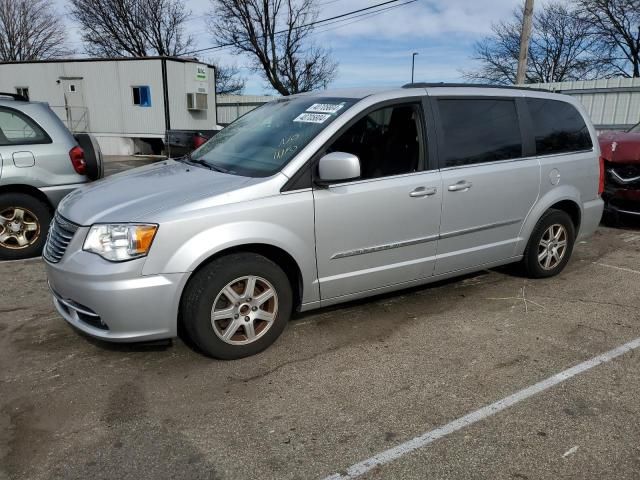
[323,336,640,480]
[593,262,640,275]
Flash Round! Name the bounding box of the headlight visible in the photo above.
[83,224,158,262]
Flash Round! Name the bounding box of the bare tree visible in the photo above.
[208,0,337,95]
[464,1,613,84]
[212,62,246,95]
[577,0,640,77]
[0,0,69,61]
[69,0,194,57]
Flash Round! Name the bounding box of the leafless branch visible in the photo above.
[0,0,70,61]
[69,0,194,57]
[208,0,337,95]
[463,0,618,84]
[576,0,640,77]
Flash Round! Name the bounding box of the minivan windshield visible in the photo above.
[190,96,355,177]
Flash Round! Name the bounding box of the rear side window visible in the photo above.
[437,99,522,167]
[0,108,50,146]
[526,98,592,155]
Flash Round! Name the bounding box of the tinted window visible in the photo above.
[0,108,49,146]
[438,99,522,167]
[527,98,592,155]
[328,103,424,179]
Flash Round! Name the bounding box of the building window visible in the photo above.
[69,84,76,92]
[15,87,29,101]
[132,86,151,107]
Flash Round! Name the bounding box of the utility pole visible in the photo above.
[516,0,534,85]
[411,52,418,83]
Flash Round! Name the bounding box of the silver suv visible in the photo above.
[44,84,604,359]
[0,93,102,259]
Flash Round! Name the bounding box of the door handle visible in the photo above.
[409,187,437,198]
[448,181,473,192]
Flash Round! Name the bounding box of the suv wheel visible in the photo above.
[0,193,51,260]
[181,253,293,359]
[523,209,575,278]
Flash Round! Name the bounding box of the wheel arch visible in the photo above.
[0,184,54,211]
[516,187,583,256]
[179,243,305,314]
[548,199,581,232]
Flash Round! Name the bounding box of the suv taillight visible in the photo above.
[598,156,605,196]
[69,146,87,175]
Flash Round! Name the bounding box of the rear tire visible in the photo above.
[522,209,575,279]
[0,193,51,260]
[181,253,293,360]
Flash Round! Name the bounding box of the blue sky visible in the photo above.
[54,0,523,94]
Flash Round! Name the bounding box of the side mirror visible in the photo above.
[317,152,361,185]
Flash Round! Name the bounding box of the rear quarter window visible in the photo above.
[526,98,592,155]
[0,107,50,146]
[437,98,523,168]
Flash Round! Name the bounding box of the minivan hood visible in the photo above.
[58,160,257,225]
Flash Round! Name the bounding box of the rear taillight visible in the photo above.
[69,146,86,175]
[598,156,605,196]
[193,133,208,149]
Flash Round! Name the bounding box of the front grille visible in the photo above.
[44,214,79,263]
[608,163,640,185]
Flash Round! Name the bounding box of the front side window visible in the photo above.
[526,98,592,155]
[191,97,355,177]
[628,122,640,133]
[327,103,424,179]
[438,98,522,168]
[0,108,49,146]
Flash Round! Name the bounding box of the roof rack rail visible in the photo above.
[0,92,28,101]
[402,82,551,93]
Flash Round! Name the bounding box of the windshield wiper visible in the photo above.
[177,153,232,174]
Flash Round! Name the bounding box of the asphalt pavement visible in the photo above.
[0,158,639,480]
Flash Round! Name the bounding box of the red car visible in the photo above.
[599,122,640,221]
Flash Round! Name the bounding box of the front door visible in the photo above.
[432,97,540,275]
[60,78,88,132]
[313,101,442,301]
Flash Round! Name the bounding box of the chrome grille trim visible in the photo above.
[43,214,79,263]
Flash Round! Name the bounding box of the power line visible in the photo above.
[184,0,413,55]
[186,0,417,40]
[312,0,417,35]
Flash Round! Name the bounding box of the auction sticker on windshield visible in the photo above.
[306,103,345,114]
[294,113,331,124]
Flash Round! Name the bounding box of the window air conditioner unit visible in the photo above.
[187,92,208,111]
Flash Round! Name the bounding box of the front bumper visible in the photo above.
[604,164,640,217]
[45,236,188,342]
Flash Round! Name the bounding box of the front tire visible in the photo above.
[181,253,293,359]
[0,193,51,260]
[522,209,575,279]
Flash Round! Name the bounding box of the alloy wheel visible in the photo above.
[0,207,40,250]
[537,223,568,270]
[211,275,278,345]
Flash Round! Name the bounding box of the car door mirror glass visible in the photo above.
[318,152,361,183]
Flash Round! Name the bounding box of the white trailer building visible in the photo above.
[0,57,217,155]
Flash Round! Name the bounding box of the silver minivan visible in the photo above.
[44,84,604,359]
